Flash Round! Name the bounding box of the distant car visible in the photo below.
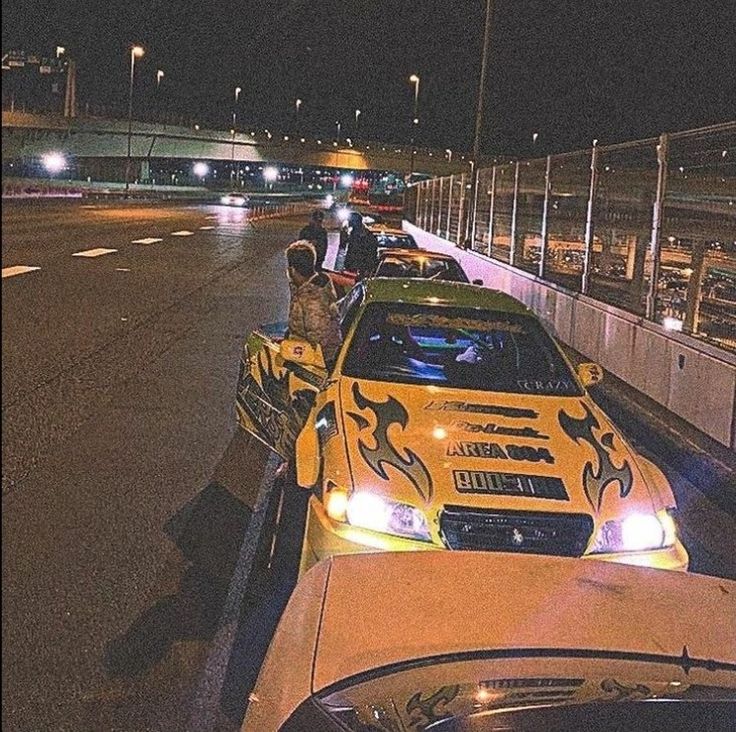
[242,551,735,731]
[219,192,249,207]
[366,225,418,250]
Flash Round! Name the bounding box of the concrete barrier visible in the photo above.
[404,221,736,450]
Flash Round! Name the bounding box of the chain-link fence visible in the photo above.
[407,121,736,353]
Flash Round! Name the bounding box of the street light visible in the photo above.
[336,121,341,144]
[295,98,302,132]
[56,46,66,59]
[124,44,145,198]
[408,74,420,178]
[354,108,361,135]
[231,86,242,187]
[157,69,165,87]
[263,165,278,190]
[42,151,66,175]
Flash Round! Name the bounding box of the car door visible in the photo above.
[235,329,328,459]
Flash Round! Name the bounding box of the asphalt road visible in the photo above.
[2,199,304,731]
[2,199,735,732]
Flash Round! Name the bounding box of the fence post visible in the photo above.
[470,169,481,248]
[456,174,467,246]
[445,175,454,240]
[509,161,521,266]
[581,143,600,295]
[646,133,669,320]
[431,178,439,234]
[538,154,552,279]
[487,166,497,258]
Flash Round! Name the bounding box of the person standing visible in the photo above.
[297,209,328,271]
[343,212,378,279]
[286,240,342,364]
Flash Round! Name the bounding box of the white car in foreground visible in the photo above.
[242,552,736,731]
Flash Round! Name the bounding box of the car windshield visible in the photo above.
[342,303,582,396]
[311,655,736,732]
[375,233,418,249]
[375,256,469,283]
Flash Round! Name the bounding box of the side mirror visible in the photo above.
[280,339,326,369]
[472,278,484,286]
[577,362,604,387]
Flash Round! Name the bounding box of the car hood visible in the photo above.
[338,378,656,522]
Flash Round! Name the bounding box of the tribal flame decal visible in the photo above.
[348,382,433,502]
[558,402,633,511]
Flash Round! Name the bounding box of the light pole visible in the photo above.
[467,0,495,246]
[295,98,302,132]
[231,86,242,187]
[124,45,144,198]
[336,121,341,144]
[56,46,66,59]
[354,108,361,136]
[408,74,420,178]
[156,70,165,125]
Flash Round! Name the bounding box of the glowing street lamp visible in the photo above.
[42,152,66,175]
[263,165,279,190]
[354,108,361,135]
[231,86,243,186]
[56,46,66,58]
[336,121,341,144]
[193,161,209,179]
[156,69,165,87]
[124,44,145,197]
[408,74,420,177]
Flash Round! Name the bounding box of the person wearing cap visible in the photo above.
[298,210,328,271]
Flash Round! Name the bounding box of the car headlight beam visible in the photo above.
[327,490,431,542]
[592,510,677,554]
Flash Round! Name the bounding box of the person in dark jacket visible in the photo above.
[343,212,378,279]
[286,240,342,364]
[297,210,328,270]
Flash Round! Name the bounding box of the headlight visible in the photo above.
[591,510,677,554]
[336,206,350,222]
[325,488,431,542]
[220,195,230,204]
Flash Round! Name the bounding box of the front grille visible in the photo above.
[440,506,594,557]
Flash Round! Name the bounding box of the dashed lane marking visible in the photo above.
[115,268,131,272]
[171,230,195,237]
[131,237,163,245]
[2,266,41,279]
[198,226,216,230]
[72,248,118,258]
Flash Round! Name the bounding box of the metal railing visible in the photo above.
[406,122,736,353]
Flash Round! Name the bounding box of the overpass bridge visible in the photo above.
[1,111,468,179]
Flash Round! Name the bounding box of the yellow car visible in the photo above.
[235,279,689,576]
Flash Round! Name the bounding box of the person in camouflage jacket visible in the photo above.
[286,240,342,364]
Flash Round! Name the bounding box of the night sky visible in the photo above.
[3,0,735,156]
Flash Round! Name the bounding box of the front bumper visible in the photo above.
[583,539,690,572]
[300,496,691,576]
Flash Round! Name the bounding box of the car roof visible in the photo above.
[362,276,530,314]
[378,247,454,261]
[308,552,736,692]
[369,226,412,236]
